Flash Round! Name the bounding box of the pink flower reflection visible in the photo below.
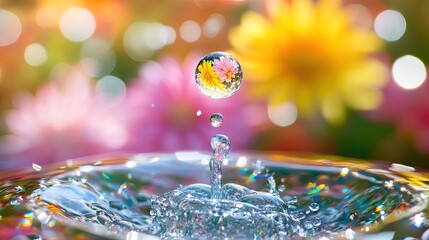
[0,65,126,170]
[122,54,262,153]
[213,56,238,83]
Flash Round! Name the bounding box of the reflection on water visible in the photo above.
[0,152,428,239]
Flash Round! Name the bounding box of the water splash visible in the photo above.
[0,153,428,239]
[209,134,230,199]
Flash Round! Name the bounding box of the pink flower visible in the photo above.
[213,56,239,83]
[0,65,126,170]
[370,76,429,154]
[121,54,262,153]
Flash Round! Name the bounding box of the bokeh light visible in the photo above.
[24,43,48,66]
[96,75,127,106]
[203,13,225,38]
[0,9,22,46]
[160,25,176,45]
[180,20,201,43]
[267,102,297,127]
[392,55,426,89]
[59,7,96,42]
[374,10,406,42]
[345,4,373,30]
[123,22,172,61]
[80,39,116,77]
[36,6,59,29]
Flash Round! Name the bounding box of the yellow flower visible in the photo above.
[197,60,225,91]
[229,0,387,123]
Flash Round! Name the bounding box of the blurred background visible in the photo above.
[1,0,429,170]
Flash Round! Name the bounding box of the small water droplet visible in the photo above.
[97,214,112,225]
[286,196,298,205]
[278,185,286,192]
[26,234,43,240]
[254,160,265,174]
[309,202,320,212]
[196,110,202,116]
[291,211,306,221]
[312,218,321,227]
[32,163,42,171]
[11,185,24,193]
[267,175,277,194]
[66,159,74,166]
[195,52,243,99]
[304,220,313,229]
[10,195,23,205]
[126,231,139,240]
[37,212,51,224]
[210,134,231,152]
[210,113,223,127]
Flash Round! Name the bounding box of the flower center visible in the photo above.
[281,40,331,81]
[203,71,215,83]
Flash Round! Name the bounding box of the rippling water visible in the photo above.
[0,152,428,239]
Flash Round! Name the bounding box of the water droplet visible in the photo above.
[267,175,277,194]
[210,134,231,153]
[11,185,24,193]
[278,185,286,192]
[254,160,265,174]
[37,212,51,224]
[210,113,223,127]
[32,163,42,171]
[309,202,320,212]
[10,196,23,205]
[195,52,242,98]
[196,110,202,116]
[26,234,43,240]
[290,211,306,221]
[126,231,139,240]
[66,159,74,166]
[313,218,321,227]
[304,220,313,229]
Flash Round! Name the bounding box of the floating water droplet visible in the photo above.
[195,52,243,99]
[196,110,202,116]
[278,184,286,192]
[210,113,223,127]
[32,163,42,171]
[309,202,320,212]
